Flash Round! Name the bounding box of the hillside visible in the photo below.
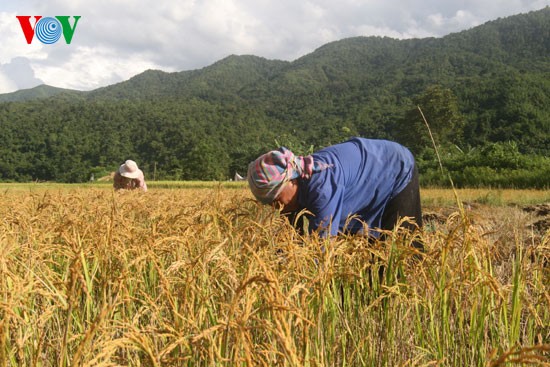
[84,55,290,101]
[84,8,549,103]
[0,7,548,184]
[0,84,82,102]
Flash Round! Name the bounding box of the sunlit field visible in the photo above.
[0,183,548,366]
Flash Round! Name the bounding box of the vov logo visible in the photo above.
[16,16,81,44]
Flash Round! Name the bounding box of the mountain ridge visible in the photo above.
[1,7,547,103]
[0,7,548,183]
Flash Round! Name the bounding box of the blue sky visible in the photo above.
[0,0,548,93]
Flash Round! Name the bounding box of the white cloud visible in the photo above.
[0,0,547,92]
[0,71,18,94]
[0,57,43,93]
[32,45,161,91]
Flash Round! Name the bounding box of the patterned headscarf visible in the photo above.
[247,147,331,204]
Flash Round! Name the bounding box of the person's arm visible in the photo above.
[135,171,147,192]
[140,179,148,192]
[305,175,345,238]
[308,194,343,237]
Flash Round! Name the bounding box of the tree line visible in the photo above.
[0,7,548,188]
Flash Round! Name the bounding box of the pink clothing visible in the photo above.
[113,170,148,192]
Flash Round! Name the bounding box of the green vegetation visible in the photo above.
[0,8,548,187]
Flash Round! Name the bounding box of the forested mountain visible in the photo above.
[0,84,82,102]
[0,7,548,186]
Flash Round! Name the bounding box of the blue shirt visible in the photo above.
[297,138,415,237]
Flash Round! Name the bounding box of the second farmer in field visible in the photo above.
[113,160,148,192]
[247,137,423,248]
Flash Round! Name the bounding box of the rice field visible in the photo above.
[0,184,548,366]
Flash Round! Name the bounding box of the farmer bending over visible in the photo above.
[113,160,148,192]
[247,137,423,248]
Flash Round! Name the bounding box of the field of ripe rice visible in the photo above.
[0,185,548,366]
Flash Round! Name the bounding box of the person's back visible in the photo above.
[298,138,416,236]
[247,137,422,244]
